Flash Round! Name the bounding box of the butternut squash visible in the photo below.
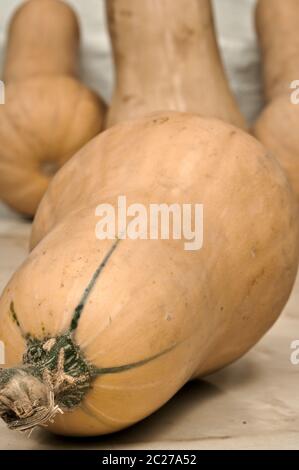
[0,112,298,436]
[106,0,246,129]
[253,0,299,201]
[0,0,105,216]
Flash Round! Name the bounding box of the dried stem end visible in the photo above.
[0,368,62,432]
[0,334,93,433]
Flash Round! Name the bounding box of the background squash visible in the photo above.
[0,0,105,216]
[253,0,299,201]
[0,112,298,436]
[106,0,246,129]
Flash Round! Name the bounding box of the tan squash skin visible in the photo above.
[106,0,246,129]
[0,112,298,436]
[253,0,299,201]
[0,0,105,216]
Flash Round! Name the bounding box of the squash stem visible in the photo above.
[0,367,63,432]
[0,335,93,432]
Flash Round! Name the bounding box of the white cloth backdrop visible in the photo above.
[0,0,262,125]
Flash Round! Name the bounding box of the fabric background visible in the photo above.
[0,0,262,125]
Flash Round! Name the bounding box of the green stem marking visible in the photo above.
[9,302,26,338]
[93,345,175,376]
[69,238,121,332]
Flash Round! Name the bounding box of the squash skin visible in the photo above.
[106,0,246,129]
[0,76,104,216]
[0,112,297,436]
[0,0,105,216]
[4,0,80,82]
[253,0,299,201]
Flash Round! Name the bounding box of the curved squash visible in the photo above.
[106,0,246,129]
[0,112,298,436]
[0,0,105,216]
[253,0,299,201]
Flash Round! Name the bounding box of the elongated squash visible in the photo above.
[106,0,246,129]
[0,112,297,436]
[253,0,299,201]
[0,0,105,216]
